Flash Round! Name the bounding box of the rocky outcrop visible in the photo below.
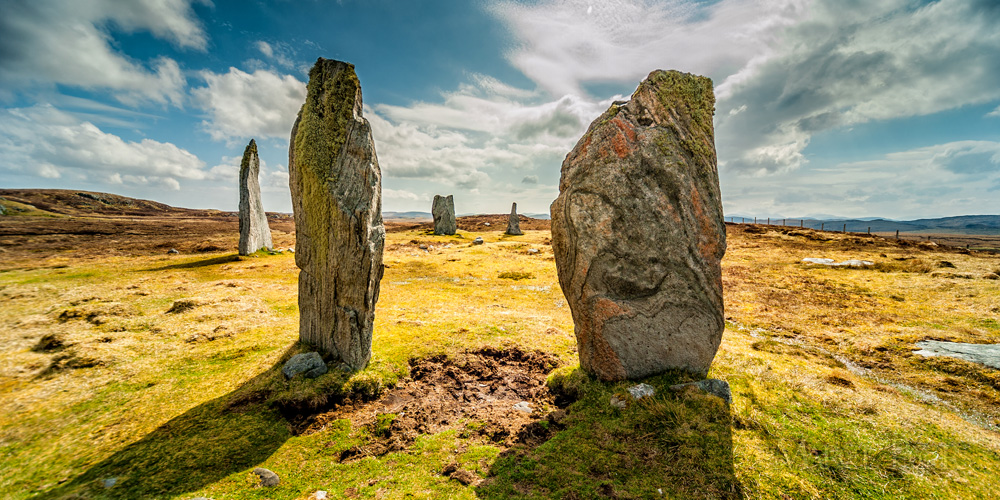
[506,202,523,235]
[550,70,726,381]
[238,139,273,255]
[432,195,456,235]
[288,58,385,371]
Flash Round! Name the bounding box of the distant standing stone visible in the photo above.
[288,58,385,371]
[239,139,274,255]
[432,195,456,235]
[253,468,280,487]
[551,70,726,381]
[506,202,523,235]
[472,236,484,245]
[282,352,328,379]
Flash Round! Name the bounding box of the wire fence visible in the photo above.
[725,217,904,238]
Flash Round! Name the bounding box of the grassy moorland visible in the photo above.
[1,221,999,499]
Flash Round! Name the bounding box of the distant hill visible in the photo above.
[726,214,999,235]
[383,211,432,221]
[0,189,194,217]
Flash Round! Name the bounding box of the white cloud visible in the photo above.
[720,140,1000,219]
[367,74,614,195]
[715,0,1000,174]
[383,188,421,201]
[253,40,298,70]
[0,105,206,190]
[491,0,807,97]
[987,105,1000,118]
[192,68,307,143]
[0,0,207,105]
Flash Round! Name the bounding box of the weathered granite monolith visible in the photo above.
[238,139,273,255]
[432,195,456,235]
[506,202,523,235]
[550,70,726,381]
[288,58,385,371]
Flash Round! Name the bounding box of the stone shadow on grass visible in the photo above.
[31,344,302,500]
[144,253,241,271]
[476,368,742,499]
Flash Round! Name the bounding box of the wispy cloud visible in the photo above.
[0,105,206,190]
[0,0,207,106]
[192,68,306,143]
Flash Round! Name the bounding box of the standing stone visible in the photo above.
[288,58,385,371]
[239,139,274,255]
[506,202,523,235]
[432,195,456,235]
[550,70,726,381]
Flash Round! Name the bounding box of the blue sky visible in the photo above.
[1,0,998,219]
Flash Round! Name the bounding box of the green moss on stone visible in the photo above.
[240,138,257,174]
[293,58,361,187]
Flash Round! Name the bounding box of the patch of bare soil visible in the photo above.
[290,347,564,462]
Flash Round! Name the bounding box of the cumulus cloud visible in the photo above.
[0,0,207,105]
[521,175,539,185]
[0,105,206,190]
[491,0,806,97]
[383,188,422,201]
[715,0,1000,174]
[987,105,1000,118]
[367,75,612,193]
[192,68,307,143]
[721,140,1000,218]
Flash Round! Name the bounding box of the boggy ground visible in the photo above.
[2,203,1000,499]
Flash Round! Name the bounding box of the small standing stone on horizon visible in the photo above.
[288,58,385,371]
[550,70,726,381]
[432,195,456,235]
[238,138,273,255]
[506,202,523,235]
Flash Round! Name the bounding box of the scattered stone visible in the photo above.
[102,478,117,489]
[472,237,484,245]
[309,491,329,500]
[914,341,1000,370]
[238,139,274,255]
[512,401,532,413]
[627,383,655,399]
[418,244,428,250]
[547,409,568,425]
[288,58,385,371]
[669,379,732,404]
[610,394,628,408]
[484,222,491,226]
[527,248,539,254]
[288,247,295,253]
[167,248,179,254]
[550,70,726,381]
[506,202,523,235]
[282,352,328,379]
[432,195,457,235]
[165,299,198,314]
[802,257,873,267]
[442,463,481,486]
[253,467,280,487]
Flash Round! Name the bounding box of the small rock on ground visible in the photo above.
[527,248,539,254]
[102,478,117,489]
[669,379,732,404]
[167,248,179,254]
[253,467,280,487]
[512,401,532,413]
[472,237,484,245]
[283,352,328,379]
[627,383,655,399]
[443,463,481,486]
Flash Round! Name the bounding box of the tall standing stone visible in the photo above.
[550,70,726,381]
[288,58,385,370]
[432,195,456,235]
[238,139,273,255]
[506,202,523,235]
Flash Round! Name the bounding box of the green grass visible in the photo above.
[2,227,1000,499]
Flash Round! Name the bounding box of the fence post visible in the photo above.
[767,218,770,225]
[782,219,786,226]
[895,230,899,239]
[754,217,757,224]
[867,227,871,234]
[821,223,825,231]
[800,220,803,228]
[843,223,846,233]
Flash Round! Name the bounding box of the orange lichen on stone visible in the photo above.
[690,188,721,263]
[612,131,630,159]
[612,117,637,142]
